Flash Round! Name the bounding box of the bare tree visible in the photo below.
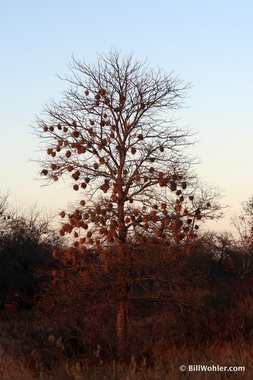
[232,196,253,247]
[33,50,221,360]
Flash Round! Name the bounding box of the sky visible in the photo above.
[0,0,252,234]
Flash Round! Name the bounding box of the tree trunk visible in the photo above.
[116,184,128,360]
[116,290,127,361]
[117,195,127,244]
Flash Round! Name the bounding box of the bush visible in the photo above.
[0,195,62,309]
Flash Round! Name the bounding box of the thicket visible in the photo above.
[0,195,61,309]
[0,195,253,379]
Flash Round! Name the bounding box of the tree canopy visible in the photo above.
[34,50,221,253]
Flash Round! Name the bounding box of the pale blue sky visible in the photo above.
[1,0,252,233]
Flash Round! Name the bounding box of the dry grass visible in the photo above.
[0,341,252,380]
[0,309,252,379]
